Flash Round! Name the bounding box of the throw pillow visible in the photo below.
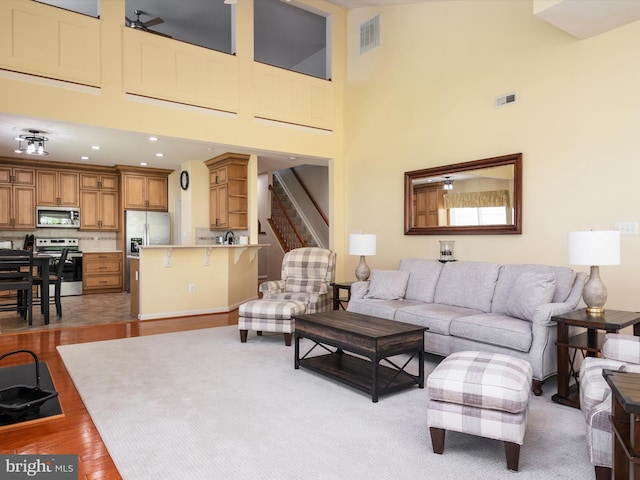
[505,272,556,321]
[364,270,410,300]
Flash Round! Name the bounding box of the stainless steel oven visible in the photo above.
[35,238,83,296]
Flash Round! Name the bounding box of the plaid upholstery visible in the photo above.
[238,300,306,334]
[427,351,532,446]
[579,334,640,469]
[261,248,336,314]
[427,351,532,414]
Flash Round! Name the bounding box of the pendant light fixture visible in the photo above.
[14,130,49,156]
[443,176,453,190]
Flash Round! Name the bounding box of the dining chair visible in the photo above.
[33,247,69,318]
[0,249,34,326]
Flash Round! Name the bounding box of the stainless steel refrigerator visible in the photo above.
[125,210,171,292]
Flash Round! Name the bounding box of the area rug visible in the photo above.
[58,326,593,480]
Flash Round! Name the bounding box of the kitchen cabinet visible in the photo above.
[83,252,123,294]
[116,166,173,211]
[36,169,79,207]
[204,153,249,230]
[0,166,36,229]
[79,172,119,231]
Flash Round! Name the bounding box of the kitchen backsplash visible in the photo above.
[195,227,249,245]
[0,229,117,251]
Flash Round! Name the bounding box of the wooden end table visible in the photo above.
[552,309,640,408]
[330,281,353,310]
[603,369,640,479]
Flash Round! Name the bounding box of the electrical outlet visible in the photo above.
[614,222,639,235]
[188,284,196,293]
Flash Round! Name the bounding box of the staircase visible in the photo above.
[268,176,317,252]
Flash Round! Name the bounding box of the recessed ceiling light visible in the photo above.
[81,156,89,160]
[155,153,163,157]
[149,136,158,142]
[289,156,297,160]
[140,162,148,166]
[91,145,100,150]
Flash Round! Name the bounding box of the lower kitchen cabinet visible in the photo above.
[82,252,123,294]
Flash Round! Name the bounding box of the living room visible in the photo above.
[1,0,640,478]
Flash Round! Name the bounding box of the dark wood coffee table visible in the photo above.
[293,310,426,402]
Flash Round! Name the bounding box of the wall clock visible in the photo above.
[180,170,189,190]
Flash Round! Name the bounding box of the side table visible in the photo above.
[330,281,353,310]
[552,309,640,408]
[603,369,640,479]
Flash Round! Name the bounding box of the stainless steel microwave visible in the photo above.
[36,206,80,228]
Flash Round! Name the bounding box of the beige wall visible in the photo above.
[344,1,640,310]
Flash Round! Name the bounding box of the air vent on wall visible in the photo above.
[495,92,517,107]
[360,14,380,54]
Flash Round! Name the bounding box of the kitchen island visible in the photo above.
[131,244,266,320]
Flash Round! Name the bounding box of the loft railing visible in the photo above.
[268,184,307,252]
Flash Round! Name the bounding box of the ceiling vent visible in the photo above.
[495,92,517,108]
[360,14,380,54]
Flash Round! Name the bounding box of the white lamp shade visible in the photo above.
[568,230,620,266]
[349,233,376,256]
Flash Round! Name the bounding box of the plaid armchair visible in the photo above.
[259,247,336,314]
[579,333,640,480]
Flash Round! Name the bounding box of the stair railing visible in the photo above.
[291,167,329,226]
[268,185,307,252]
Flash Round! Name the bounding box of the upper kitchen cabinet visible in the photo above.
[116,166,173,211]
[36,169,79,207]
[0,166,36,229]
[79,171,119,231]
[205,153,249,230]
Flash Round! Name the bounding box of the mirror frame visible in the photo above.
[404,153,522,235]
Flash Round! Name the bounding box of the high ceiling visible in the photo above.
[2,0,639,172]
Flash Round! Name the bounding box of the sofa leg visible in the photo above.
[284,333,292,346]
[240,330,248,343]
[429,427,445,454]
[504,441,520,471]
[257,331,263,336]
[532,379,544,396]
[594,466,611,480]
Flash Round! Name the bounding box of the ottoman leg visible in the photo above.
[429,427,445,454]
[284,333,292,346]
[257,331,263,336]
[504,441,521,471]
[240,330,248,343]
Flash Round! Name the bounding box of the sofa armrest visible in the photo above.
[602,333,640,364]
[530,302,578,326]
[259,280,285,294]
[349,281,370,300]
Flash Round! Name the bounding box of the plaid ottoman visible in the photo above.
[238,299,306,346]
[426,351,533,471]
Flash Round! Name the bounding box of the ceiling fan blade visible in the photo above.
[143,17,164,28]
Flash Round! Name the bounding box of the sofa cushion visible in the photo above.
[433,261,500,313]
[449,313,533,352]
[398,259,443,303]
[492,264,576,314]
[395,303,483,335]
[347,297,423,320]
[504,273,556,321]
[364,269,410,300]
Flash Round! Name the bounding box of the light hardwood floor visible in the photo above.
[0,293,239,480]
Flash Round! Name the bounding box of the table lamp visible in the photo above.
[349,233,376,281]
[568,230,620,315]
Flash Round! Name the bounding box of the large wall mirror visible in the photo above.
[404,153,522,235]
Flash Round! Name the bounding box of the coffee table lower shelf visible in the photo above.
[297,350,421,402]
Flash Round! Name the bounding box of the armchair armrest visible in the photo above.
[602,333,640,364]
[259,280,285,294]
[349,281,370,300]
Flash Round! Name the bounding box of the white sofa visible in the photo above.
[347,259,587,395]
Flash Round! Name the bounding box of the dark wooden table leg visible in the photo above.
[556,321,570,400]
[294,333,300,369]
[371,357,379,403]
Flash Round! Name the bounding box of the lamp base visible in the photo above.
[583,265,607,316]
[354,256,370,281]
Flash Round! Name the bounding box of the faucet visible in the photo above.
[225,231,235,245]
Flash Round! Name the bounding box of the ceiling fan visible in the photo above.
[126,9,171,37]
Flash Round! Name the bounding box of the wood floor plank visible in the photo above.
[0,295,239,480]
